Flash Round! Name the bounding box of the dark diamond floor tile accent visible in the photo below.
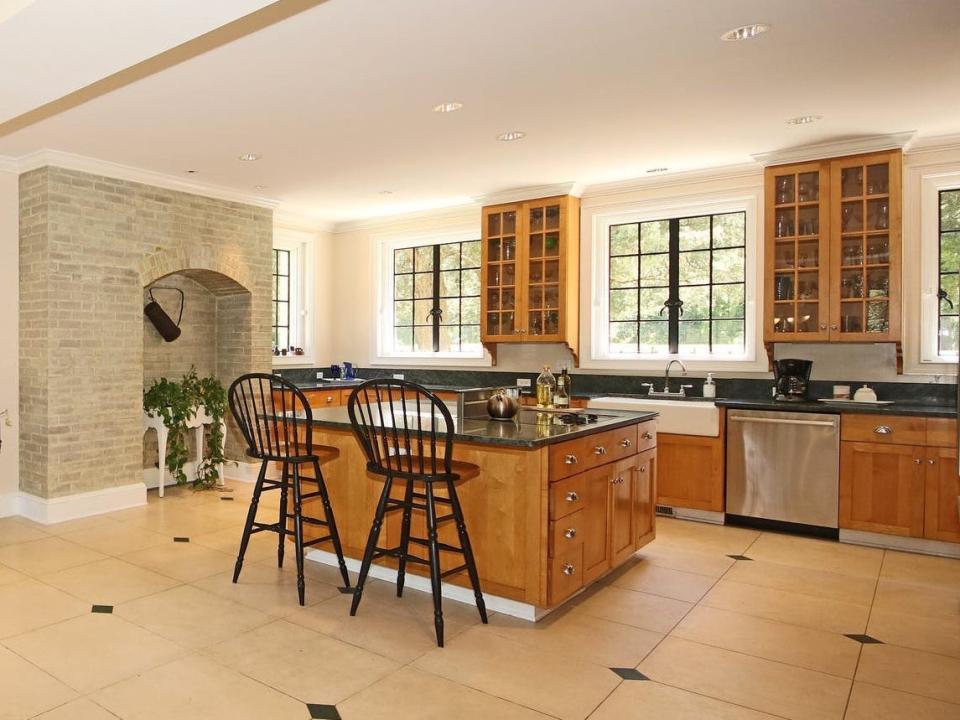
[610,667,649,680]
[220,496,234,501]
[173,537,190,543]
[726,554,754,561]
[306,704,341,720]
[845,633,883,644]
[91,605,113,614]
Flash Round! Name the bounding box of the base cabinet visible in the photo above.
[656,431,724,512]
[840,441,924,537]
[924,446,960,543]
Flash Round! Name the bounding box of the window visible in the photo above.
[607,211,747,356]
[272,248,292,352]
[937,189,960,355]
[391,239,482,354]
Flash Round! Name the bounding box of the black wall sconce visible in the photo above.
[144,286,184,342]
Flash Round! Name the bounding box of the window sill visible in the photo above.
[272,356,316,368]
[581,354,769,373]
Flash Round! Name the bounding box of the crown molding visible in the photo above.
[580,162,761,204]
[273,210,334,234]
[332,201,479,235]
[0,155,16,174]
[474,181,584,206]
[752,131,916,166]
[14,149,280,209]
[903,132,960,156]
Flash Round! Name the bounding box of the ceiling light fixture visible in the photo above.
[786,114,823,125]
[379,190,394,195]
[496,131,526,142]
[185,169,198,174]
[646,167,669,174]
[721,23,770,41]
[433,101,463,113]
[238,153,261,161]
[254,185,266,190]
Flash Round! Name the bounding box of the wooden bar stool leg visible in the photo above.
[425,482,445,647]
[291,462,307,606]
[395,478,415,598]
[312,458,351,589]
[277,461,290,569]
[448,480,488,624]
[350,474,394,616]
[234,459,268,583]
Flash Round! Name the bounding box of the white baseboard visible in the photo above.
[17,483,147,524]
[0,492,18,518]
[224,460,261,484]
[840,529,960,559]
[305,548,546,622]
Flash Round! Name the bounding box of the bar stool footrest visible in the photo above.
[407,537,464,554]
[440,564,468,579]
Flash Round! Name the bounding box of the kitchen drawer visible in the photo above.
[548,544,584,605]
[925,418,956,448]
[304,389,342,408]
[549,473,587,519]
[548,425,641,481]
[549,509,585,557]
[841,414,926,446]
[636,421,657,453]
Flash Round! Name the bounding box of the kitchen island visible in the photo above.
[295,404,658,619]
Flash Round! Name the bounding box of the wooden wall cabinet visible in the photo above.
[481,195,580,363]
[764,150,902,366]
[839,414,959,543]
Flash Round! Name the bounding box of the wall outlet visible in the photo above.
[516,378,532,388]
[316,371,324,380]
[393,373,405,380]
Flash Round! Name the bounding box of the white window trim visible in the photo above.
[582,191,766,372]
[370,228,493,367]
[919,170,960,366]
[272,227,315,367]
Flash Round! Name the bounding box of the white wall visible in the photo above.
[0,168,19,512]
[324,144,960,385]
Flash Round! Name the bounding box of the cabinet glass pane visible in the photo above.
[545,310,559,335]
[774,242,795,269]
[487,289,500,310]
[487,313,499,335]
[545,232,560,257]
[529,233,543,258]
[867,268,889,298]
[796,303,820,333]
[487,214,501,236]
[797,271,819,300]
[545,205,560,230]
[775,207,796,238]
[502,237,516,261]
[544,285,559,309]
[529,286,543,309]
[866,164,889,195]
[774,273,795,301]
[529,311,543,335]
[798,206,819,236]
[798,172,819,202]
[797,239,819,268]
[503,263,515,285]
[772,303,794,333]
[530,207,543,233]
[841,167,864,198]
[867,235,890,265]
[840,303,863,332]
[544,259,560,283]
[501,288,515,310]
[502,312,514,334]
[529,261,543,283]
[775,174,795,204]
[867,198,890,231]
[503,212,516,234]
[841,237,863,266]
[841,202,863,233]
[866,301,889,333]
[487,238,500,261]
[841,269,864,299]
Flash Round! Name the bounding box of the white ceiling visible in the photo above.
[1,0,959,223]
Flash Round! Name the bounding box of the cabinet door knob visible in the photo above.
[639,465,647,473]
[820,323,827,330]
[564,454,579,465]
[874,425,893,435]
[564,528,577,539]
[928,458,936,464]
[565,491,579,502]
[593,445,607,456]
[561,563,576,576]
[620,438,632,448]
[913,458,922,464]
[641,431,653,440]
[831,324,839,330]
[611,475,624,484]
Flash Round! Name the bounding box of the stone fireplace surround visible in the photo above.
[18,166,273,521]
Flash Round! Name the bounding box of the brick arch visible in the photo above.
[139,245,254,293]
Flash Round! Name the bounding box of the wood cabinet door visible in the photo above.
[581,465,613,584]
[828,150,901,342]
[840,441,924,537]
[481,203,522,343]
[634,448,657,547]
[610,457,637,566]
[924,446,960,543]
[656,433,723,511]
[764,161,831,342]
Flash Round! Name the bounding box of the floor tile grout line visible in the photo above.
[854,678,960,708]
[693,592,876,638]
[841,549,885,719]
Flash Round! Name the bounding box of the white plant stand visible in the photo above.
[143,407,226,498]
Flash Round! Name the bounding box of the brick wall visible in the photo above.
[20,166,272,499]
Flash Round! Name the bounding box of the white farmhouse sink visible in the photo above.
[587,397,720,437]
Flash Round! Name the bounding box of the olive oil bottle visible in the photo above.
[536,365,557,408]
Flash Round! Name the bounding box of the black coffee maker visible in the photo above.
[773,359,813,401]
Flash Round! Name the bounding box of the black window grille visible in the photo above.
[393,240,482,353]
[272,248,291,352]
[608,211,747,355]
[938,189,960,355]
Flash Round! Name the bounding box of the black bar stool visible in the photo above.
[346,379,487,647]
[228,373,350,605]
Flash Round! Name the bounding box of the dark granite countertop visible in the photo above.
[713,398,956,418]
[305,405,658,448]
[294,380,502,393]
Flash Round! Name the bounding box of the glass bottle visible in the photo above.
[553,368,570,409]
[536,365,557,408]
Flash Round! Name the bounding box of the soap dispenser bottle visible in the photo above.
[702,373,716,399]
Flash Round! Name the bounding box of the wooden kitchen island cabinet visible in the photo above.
[296,407,657,616]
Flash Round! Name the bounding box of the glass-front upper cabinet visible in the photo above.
[481,195,580,361]
[764,161,831,341]
[829,151,901,341]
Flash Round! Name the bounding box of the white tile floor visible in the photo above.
[0,480,958,719]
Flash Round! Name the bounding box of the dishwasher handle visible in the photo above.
[729,415,837,428]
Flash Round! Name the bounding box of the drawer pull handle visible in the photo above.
[874,425,893,435]
[326,396,334,403]
[561,563,576,576]
[565,491,579,503]
[564,528,577,539]
[620,438,632,448]
[610,475,624,485]
[564,454,579,465]
[641,431,653,440]
[594,446,607,456]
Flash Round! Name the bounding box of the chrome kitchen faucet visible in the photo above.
[642,359,693,398]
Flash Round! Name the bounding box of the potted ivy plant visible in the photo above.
[143,368,228,490]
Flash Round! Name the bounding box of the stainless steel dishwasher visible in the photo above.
[726,409,840,533]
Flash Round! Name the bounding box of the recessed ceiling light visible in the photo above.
[238,153,261,161]
[379,190,394,195]
[433,101,463,113]
[185,169,198,174]
[254,185,267,190]
[496,131,526,142]
[786,114,823,125]
[646,167,669,174]
[721,23,770,41]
